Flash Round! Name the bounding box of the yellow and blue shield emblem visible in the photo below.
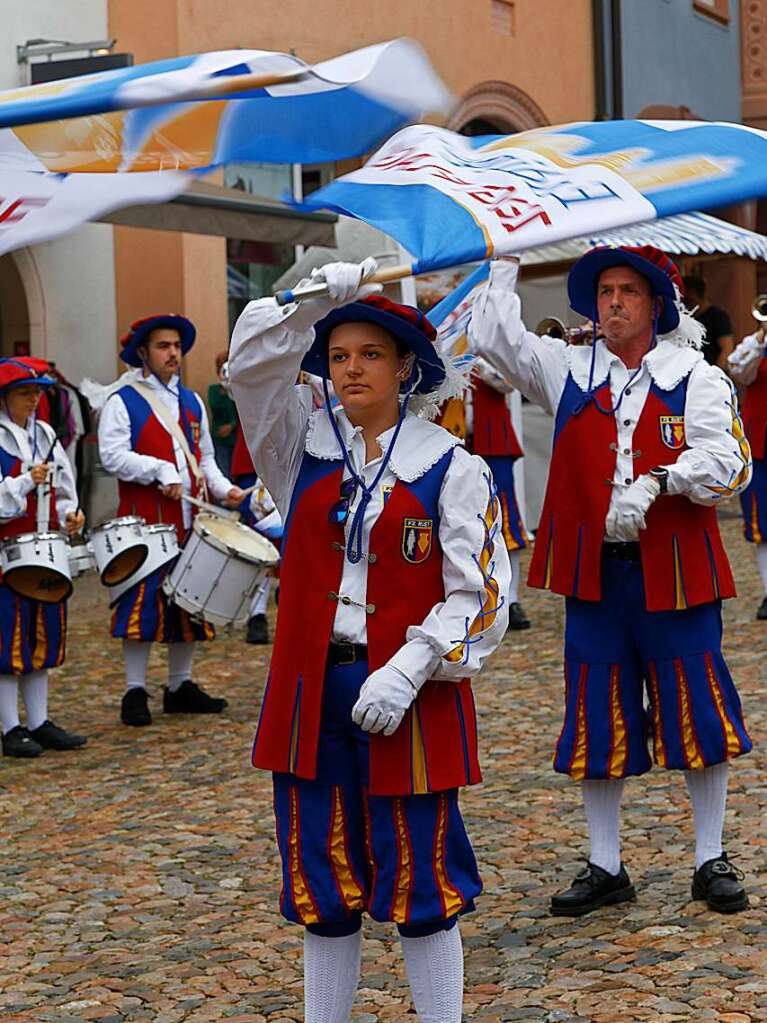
[659,415,685,450]
[402,517,433,564]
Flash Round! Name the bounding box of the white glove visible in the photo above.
[605,474,660,542]
[351,665,420,737]
[310,257,382,305]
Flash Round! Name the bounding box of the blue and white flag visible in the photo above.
[299,121,767,273]
[427,262,490,359]
[0,41,450,257]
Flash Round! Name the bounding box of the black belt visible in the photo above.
[602,541,641,562]
[327,641,368,667]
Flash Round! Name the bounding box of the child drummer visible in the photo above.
[0,357,86,758]
[229,260,510,1023]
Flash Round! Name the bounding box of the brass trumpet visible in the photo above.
[535,316,594,344]
[752,294,767,338]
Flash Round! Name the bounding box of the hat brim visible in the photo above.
[568,249,680,334]
[303,302,446,395]
[120,315,196,367]
[0,375,55,394]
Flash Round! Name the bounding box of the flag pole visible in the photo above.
[274,262,415,306]
[127,69,307,107]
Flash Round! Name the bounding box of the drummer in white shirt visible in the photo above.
[0,357,86,758]
[98,314,244,727]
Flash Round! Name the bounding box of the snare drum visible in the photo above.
[163,513,279,627]
[90,516,148,586]
[1,531,73,603]
[68,541,96,579]
[108,523,180,606]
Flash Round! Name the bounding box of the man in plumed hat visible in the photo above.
[98,314,244,726]
[471,246,753,915]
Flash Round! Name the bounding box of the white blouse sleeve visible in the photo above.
[727,332,764,387]
[98,393,182,488]
[387,447,511,687]
[469,259,570,414]
[228,297,322,520]
[666,362,752,505]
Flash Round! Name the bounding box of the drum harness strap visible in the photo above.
[127,380,207,502]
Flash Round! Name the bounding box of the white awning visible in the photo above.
[520,211,767,269]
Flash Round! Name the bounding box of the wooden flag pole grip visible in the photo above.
[274,262,414,306]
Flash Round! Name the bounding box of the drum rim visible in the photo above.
[91,515,146,533]
[1,530,68,546]
[193,513,279,566]
[144,523,178,536]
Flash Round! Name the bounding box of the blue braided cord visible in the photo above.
[574,305,659,417]
[448,473,506,666]
[321,369,419,564]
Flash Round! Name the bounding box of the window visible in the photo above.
[491,0,515,36]
[693,0,729,24]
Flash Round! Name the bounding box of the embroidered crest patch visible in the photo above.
[659,415,685,450]
[402,518,433,564]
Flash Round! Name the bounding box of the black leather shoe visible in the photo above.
[551,862,636,917]
[757,597,767,621]
[29,720,87,750]
[246,613,269,645]
[507,601,531,631]
[2,725,43,758]
[121,687,152,727]
[163,679,227,714]
[691,853,748,913]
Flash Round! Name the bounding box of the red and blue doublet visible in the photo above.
[108,384,213,643]
[258,449,482,928]
[529,371,750,779]
[739,345,767,543]
[0,450,66,675]
[470,377,527,552]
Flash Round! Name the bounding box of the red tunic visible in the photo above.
[741,348,767,460]
[528,374,735,611]
[252,451,482,797]
[113,384,203,541]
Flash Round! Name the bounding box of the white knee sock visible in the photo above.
[20,670,48,731]
[123,640,151,691]
[508,549,521,604]
[167,642,195,692]
[582,778,624,875]
[400,924,464,1023]
[685,762,728,869]
[0,675,20,734]
[303,929,361,1023]
[756,543,767,594]
[250,577,271,616]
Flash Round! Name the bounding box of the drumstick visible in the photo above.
[180,493,240,520]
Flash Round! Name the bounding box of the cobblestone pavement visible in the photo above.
[1,513,766,1023]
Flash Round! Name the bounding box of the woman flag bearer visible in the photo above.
[0,357,86,758]
[229,259,510,1023]
[471,247,752,916]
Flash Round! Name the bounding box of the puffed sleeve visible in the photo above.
[469,259,570,414]
[666,361,752,505]
[387,446,510,687]
[727,332,765,387]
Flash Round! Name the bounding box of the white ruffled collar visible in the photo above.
[567,338,702,392]
[305,407,459,482]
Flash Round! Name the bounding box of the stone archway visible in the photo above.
[0,253,31,357]
[448,81,549,135]
[5,247,47,359]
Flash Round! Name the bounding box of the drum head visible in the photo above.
[101,545,148,586]
[5,566,73,604]
[195,514,280,566]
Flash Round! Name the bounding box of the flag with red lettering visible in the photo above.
[297,121,767,272]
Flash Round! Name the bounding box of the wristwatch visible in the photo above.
[649,466,669,495]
